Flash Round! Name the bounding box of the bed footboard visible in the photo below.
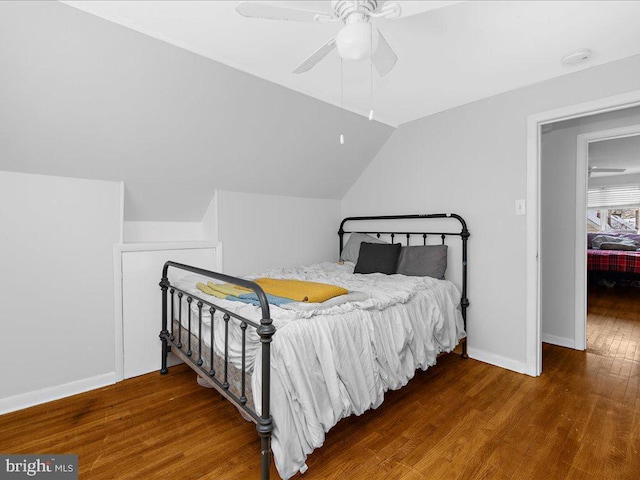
[159,261,275,480]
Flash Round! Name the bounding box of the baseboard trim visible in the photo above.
[0,372,117,416]
[541,333,576,349]
[467,346,529,375]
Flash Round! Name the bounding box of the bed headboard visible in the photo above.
[338,213,470,358]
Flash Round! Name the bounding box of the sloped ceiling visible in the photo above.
[0,1,394,221]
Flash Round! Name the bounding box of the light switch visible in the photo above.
[515,199,526,215]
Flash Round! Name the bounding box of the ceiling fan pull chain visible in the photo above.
[369,22,374,121]
[340,57,345,145]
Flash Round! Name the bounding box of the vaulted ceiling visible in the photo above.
[2,1,640,221]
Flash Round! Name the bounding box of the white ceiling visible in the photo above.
[62,1,640,127]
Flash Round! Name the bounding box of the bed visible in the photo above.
[587,232,640,283]
[159,214,470,479]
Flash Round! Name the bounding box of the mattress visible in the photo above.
[172,261,466,479]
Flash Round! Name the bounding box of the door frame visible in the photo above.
[526,90,640,377]
[574,124,640,350]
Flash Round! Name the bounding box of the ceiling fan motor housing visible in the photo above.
[332,0,380,21]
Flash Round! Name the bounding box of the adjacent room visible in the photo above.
[1,1,640,479]
[587,135,640,290]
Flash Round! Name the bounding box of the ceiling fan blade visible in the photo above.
[236,1,330,22]
[590,167,627,173]
[372,29,397,77]
[293,37,337,74]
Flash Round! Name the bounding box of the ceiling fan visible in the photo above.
[236,1,408,76]
[588,166,627,177]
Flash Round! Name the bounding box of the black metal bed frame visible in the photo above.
[159,213,469,480]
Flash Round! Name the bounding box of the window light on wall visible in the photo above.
[588,185,640,209]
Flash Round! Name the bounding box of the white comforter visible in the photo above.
[174,262,465,479]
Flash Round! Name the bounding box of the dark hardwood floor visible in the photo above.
[1,286,638,479]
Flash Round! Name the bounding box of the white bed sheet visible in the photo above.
[173,261,465,479]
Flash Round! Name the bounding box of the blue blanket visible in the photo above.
[226,292,295,307]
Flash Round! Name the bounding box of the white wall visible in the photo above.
[216,190,341,276]
[540,121,580,346]
[341,54,640,374]
[540,107,640,347]
[0,172,121,413]
[201,192,219,242]
[123,221,203,243]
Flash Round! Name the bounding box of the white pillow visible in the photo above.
[340,233,388,263]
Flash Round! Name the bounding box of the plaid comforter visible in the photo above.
[588,249,640,274]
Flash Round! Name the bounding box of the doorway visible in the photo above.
[539,113,640,364]
[575,126,640,349]
[526,90,640,376]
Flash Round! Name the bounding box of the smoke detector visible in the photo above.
[561,49,592,67]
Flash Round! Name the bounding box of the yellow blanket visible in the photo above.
[240,278,348,303]
[196,282,248,299]
[206,282,248,298]
[196,282,226,298]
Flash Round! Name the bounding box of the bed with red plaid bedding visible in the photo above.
[587,249,640,274]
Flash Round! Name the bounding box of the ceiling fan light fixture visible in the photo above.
[336,21,377,61]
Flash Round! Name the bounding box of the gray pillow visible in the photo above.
[341,233,388,263]
[591,234,637,249]
[354,242,402,275]
[396,245,448,279]
[600,242,638,251]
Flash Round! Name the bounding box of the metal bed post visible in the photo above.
[256,291,275,480]
[159,273,170,375]
[452,214,470,359]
